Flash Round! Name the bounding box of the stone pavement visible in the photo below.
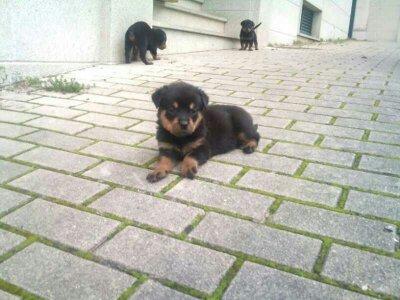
[0,41,399,299]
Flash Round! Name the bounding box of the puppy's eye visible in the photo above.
[167,107,175,114]
[190,109,197,115]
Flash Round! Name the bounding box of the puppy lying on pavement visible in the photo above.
[147,82,260,182]
[240,19,261,51]
[125,21,167,65]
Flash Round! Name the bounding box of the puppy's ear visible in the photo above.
[240,20,245,26]
[151,86,167,108]
[197,88,209,110]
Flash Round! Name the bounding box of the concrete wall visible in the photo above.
[0,0,152,63]
[353,0,400,42]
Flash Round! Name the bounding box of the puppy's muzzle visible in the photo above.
[179,118,188,130]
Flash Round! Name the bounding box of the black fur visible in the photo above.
[125,21,167,65]
[240,19,261,51]
[147,82,260,182]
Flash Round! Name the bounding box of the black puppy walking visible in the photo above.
[147,82,260,182]
[125,21,167,65]
[240,20,261,51]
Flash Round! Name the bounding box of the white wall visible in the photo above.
[367,0,400,41]
[0,0,153,63]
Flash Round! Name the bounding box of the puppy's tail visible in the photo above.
[253,22,262,30]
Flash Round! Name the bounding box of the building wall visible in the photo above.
[0,0,153,63]
[353,0,400,42]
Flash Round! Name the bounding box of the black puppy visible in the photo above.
[240,19,261,51]
[125,21,167,65]
[147,82,260,182]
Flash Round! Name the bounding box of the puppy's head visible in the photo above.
[241,19,255,33]
[152,82,209,137]
[154,29,167,50]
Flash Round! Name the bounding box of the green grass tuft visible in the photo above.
[44,76,85,93]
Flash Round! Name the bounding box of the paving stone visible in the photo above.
[249,100,307,112]
[118,99,155,110]
[267,109,332,124]
[252,115,291,128]
[0,122,37,138]
[90,188,203,233]
[273,202,396,251]
[75,112,138,129]
[0,243,134,299]
[1,99,38,112]
[190,213,321,270]
[303,163,400,196]
[322,136,400,158]
[292,121,364,139]
[345,103,399,115]
[0,290,19,300]
[15,147,98,173]
[167,179,273,220]
[137,136,158,149]
[335,118,400,134]
[131,280,195,300]
[322,244,400,296]
[0,90,39,101]
[0,137,35,157]
[2,199,119,250]
[257,126,319,144]
[308,107,372,120]
[25,116,92,134]
[78,127,149,145]
[28,105,84,119]
[10,169,107,203]
[209,95,249,105]
[238,170,341,206]
[358,155,400,176]
[73,102,131,115]
[83,161,176,193]
[223,262,368,300]
[111,92,149,102]
[30,96,85,107]
[129,121,157,134]
[20,130,93,151]
[73,93,124,104]
[95,226,234,293]
[284,96,343,108]
[269,142,355,166]
[346,190,400,221]
[106,77,145,85]
[0,229,25,255]
[368,131,400,145]
[319,94,375,105]
[215,149,302,175]
[81,141,156,165]
[0,110,37,123]
[0,160,31,183]
[123,109,158,121]
[0,187,30,214]
[112,85,154,94]
[195,160,242,183]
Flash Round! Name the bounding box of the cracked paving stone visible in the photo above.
[166,179,273,220]
[90,188,203,233]
[130,280,196,300]
[0,187,31,214]
[190,212,321,270]
[0,160,31,183]
[237,170,341,206]
[83,161,177,193]
[10,169,108,203]
[322,244,400,297]
[2,199,120,250]
[223,262,369,300]
[0,243,134,299]
[95,226,235,293]
[273,202,396,251]
[0,229,25,255]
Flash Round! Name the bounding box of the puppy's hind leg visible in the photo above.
[233,110,260,154]
[138,39,153,65]
[132,46,139,61]
[254,33,259,50]
[248,40,254,51]
[124,39,133,63]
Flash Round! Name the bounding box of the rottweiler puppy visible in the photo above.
[147,82,260,182]
[240,19,261,51]
[125,21,167,65]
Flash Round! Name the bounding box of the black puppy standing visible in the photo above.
[147,82,260,182]
[240,19,261,51]
[125,21,167,65]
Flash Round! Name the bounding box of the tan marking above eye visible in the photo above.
[173,102,178,108]
[189,103,195,109]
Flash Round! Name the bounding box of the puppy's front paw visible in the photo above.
[146,170,167,183]
[181,157,198,179]
[144,61,153,65]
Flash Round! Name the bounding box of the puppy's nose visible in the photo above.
[179,119,188,129]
